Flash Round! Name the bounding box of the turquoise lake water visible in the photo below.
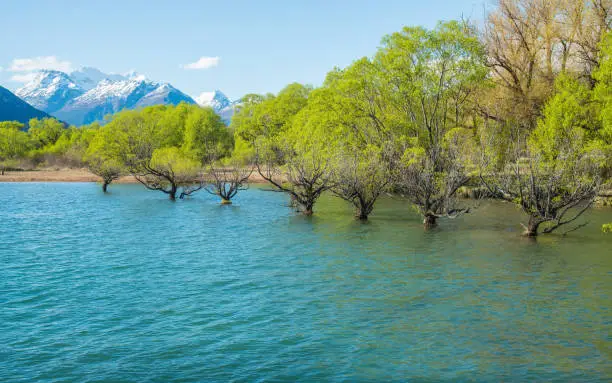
[1,182,610,382]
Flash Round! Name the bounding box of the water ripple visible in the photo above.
[0,183,610,382]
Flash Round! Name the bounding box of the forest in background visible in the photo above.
[1,0,611,236]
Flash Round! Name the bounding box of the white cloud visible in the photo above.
[181,56,220,70]
[10,73,39,83]
[9,56,73,73]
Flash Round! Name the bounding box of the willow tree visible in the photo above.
[86,126,125,192]
[136,147,202,201]
[298,61,395,220]
[480,75,604,236]
[377,21,488,228]
[255,132,335,216]
[332,147,391,220]
[205,159,252,204]
[101,104,210,200]
[232,83,334,215]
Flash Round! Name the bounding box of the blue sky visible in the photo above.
[0,0,487,100]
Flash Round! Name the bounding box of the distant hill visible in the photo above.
[0,85,51,126]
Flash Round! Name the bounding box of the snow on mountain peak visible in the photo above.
[70,67,126,90]
[15,70,84,113]
[17,70,80,93]
[12,66,236,125]
[195,90,231,110]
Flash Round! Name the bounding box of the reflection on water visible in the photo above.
[0,183,610,382]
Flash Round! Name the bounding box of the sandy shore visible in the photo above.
[0,168,270,183]
[0,169,138,183]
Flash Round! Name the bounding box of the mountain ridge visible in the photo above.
[0,85,52,126]
[14,68,235,126]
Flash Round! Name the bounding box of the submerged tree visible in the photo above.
[256,137,335,215]
[182,106,233,162]
[86,126,124,192]
[593,30,612,174]
[482,151,601,236]
[88,157,123,193]
[377,21,488,228]
[98,104,233,200]
[480,75,604,236]
[232,83,335,215]
[332,148,392,220]
[133,147,202,201]
[204,160,253,204]
[321,60,397,220]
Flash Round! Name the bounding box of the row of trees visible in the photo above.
[228,1,612,236]
[0,118,89,174]
[84,104,243,201]
[0,106,243,202]
[1,0,610,236]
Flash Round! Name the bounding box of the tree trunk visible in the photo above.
[102,182,109,193]
[221,198,232,205]
[302,202,314,216]
[355,205,369,220]
[523,216,541,237]
[169,185,177,201]
[423,214,437,229]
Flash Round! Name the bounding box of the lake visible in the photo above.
[1,182,610,382]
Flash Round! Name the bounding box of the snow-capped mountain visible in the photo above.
[195,90,238,124]
[15,68,197,126]
[196,90,232,110]
[54,79,195,125]
[15,70,84,114]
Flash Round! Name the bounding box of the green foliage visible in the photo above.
[85,125,126,186]
[89,103,233,199]
[232,83,311,146]
[374,21,487,221]
[28,118,65,149]
[603,223,612,233]
[150,147,201,179]
[530,74,598,162]
[0,11,609,229]
[0,123,30,172]
[0,121,25,131]
[594,32,612,142]
[376,20,487,149]
[182,106,232,162]
[592,31,612,171]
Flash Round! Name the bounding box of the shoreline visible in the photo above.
[0,169,270,184]
[1,169,610,204]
